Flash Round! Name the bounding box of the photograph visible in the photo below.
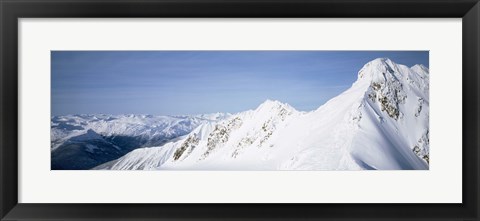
[3,0,477,219]
[51,51,429,170]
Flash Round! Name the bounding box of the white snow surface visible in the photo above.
[95,58,430,170]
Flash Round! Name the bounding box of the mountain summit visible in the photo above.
[95,58,429,170]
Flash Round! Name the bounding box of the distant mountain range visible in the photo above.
[51,113,231,169]
[52,58,429,170]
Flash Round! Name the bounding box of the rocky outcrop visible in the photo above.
[173,134,200,161]
[364,59,407,120]
[413,130,429,164]
[202,117,243,159]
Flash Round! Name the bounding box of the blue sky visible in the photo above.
[51,51,428,116]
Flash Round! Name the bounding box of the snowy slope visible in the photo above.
[96,58,429,170]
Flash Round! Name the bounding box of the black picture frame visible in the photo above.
[1,0,479,220]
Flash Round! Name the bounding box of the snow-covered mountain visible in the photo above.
[95,58,429,170]
[51,113,231,169]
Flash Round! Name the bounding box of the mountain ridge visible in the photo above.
[94,58,429,170]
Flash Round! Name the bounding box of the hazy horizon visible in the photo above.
[51,51,428,116]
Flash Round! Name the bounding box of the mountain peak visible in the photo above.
[255,99,297,115]
[411,64,429,75]
[411,64,427,69]
[370,57,394,65]
[261,99,282,105]
[256,99,295,112]
[357,58,399,80]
